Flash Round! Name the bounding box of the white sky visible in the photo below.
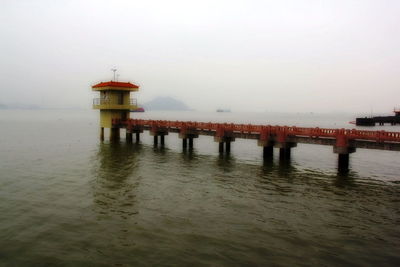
[0,0,399,112]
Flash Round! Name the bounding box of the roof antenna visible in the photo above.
[111,68,117,81]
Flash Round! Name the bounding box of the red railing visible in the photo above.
[112,119,400,144]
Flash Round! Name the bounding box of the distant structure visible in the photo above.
[356,108,400,126]
[216,108,231,113]
[92,80,139,140]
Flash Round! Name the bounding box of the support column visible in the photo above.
[126,132,132,143]
[160,135,165,146]
[100,127,104,141]
[275,141,296,161]
[180,132,198,151]
[183,138,187,149]
[215,135,234,154]
[110,128,120,141]
[225,141,231,153]
[136,132,140,142]
[154,135,158,146]
[188,137,193,149]
[279,147,291,160]
[338,153,350,173]
[263,146,273,159]
[219,142,224,153]
[334,134,355,173]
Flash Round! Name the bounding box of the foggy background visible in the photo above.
[0,0,399,113]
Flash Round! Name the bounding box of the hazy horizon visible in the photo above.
[1,0,399,113]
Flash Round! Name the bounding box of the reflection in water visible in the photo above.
[85,142,400,266]
[260,158,278,178]
[182,148,196,161]
[216,153,237,173]
[277,159,296,180]
[91,142,142,220]
[334,171,357,188]
[94,142,141,183]
[153,144,167,155]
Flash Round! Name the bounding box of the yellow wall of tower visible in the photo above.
[100,110,130,128]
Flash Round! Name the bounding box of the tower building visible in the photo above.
[92,80,139,140]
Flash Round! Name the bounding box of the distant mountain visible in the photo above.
[143,97,191,111]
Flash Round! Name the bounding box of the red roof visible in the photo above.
[92,81,139,89]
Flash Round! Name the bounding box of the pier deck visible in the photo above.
[111,119,400,172]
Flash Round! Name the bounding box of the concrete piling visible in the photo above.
[225,141,231,153]
[153,135,158,146]
[188,137,193,149]
[183,138,187,149]
[219,142,224,153]
[100,127,104,141]
[263,146,273,159]
[180,132,198,150]
[161,135,165,146]
[215,136,234,154]
[338,153,350,173]
[279,148,291,160]
[126,132,132,143]
[110,128,120,141]
[334,144,355,173]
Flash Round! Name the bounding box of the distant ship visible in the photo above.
[216,108,231,113]
[131,107,145,112]
[355,108,400,126]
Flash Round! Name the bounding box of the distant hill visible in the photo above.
[143,97,191,111]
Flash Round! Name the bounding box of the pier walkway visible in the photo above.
[111,119,400,172]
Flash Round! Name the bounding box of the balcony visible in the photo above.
[93,98,138,110]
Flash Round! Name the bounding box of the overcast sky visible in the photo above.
[1,0,399,113]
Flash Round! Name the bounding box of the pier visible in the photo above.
[91,80,400,173]
[110,118,400,173]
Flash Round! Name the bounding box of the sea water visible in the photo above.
[0,109,399,266]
